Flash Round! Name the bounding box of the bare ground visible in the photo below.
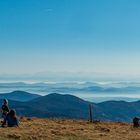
[0,118,138,140]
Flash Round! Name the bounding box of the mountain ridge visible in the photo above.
[0,91,139,122]
[0,90,41,101]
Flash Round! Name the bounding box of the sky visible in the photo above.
[1,0,140,80]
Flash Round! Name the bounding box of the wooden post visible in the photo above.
[89,104,93,122]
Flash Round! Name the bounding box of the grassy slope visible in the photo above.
[0,118,139,140]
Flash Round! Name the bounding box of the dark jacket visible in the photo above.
[3,114,19,127]
[1,104,9,115]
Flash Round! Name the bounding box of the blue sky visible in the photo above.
[1,0,140,78]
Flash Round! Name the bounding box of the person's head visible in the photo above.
[3,99,8,105]
[9,109,16,117]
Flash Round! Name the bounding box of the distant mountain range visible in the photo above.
[1,82,140,94]
[0,90,140,122]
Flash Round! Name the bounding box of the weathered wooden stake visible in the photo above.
[89,104,93,122]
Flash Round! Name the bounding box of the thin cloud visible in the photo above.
[44,8,53,12]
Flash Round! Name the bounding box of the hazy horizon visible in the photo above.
[1,71,140,83]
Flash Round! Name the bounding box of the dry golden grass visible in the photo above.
[0,117,138,140]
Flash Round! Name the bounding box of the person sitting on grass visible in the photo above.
[1,99,9,120]
[133,117,140,128]
[2,109,19,127]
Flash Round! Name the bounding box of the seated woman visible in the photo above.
[2,109,19,127]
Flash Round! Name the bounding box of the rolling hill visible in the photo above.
[0,91,41,101]
[0,92,139,122]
